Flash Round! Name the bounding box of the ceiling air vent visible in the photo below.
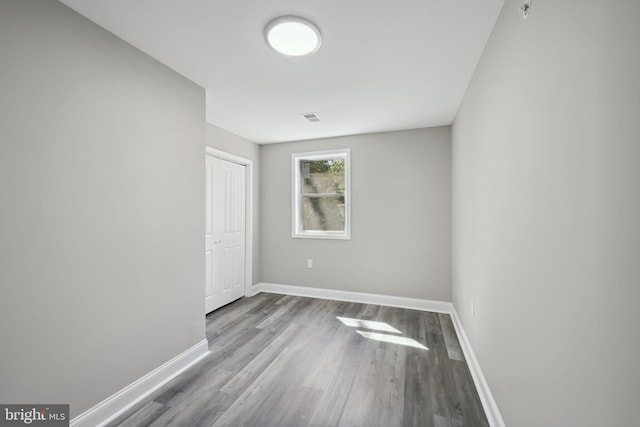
[302,112,321,123]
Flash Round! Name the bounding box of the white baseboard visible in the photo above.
[253,282,505,427]
[71,339,209,427]
[246,283,262,297]
[254,282,453,313]
[449,307,506,427]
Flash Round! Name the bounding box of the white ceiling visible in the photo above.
[59,0,505,144]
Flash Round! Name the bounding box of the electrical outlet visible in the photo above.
[307,259,313,268]
[471,300,475,317]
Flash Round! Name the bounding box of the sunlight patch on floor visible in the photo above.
[336,316,401,333]
[336,316,428,350]
[355,330,429,350]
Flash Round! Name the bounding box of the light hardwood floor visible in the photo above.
[110,293,489,427]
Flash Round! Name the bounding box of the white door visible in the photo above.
[205,155,246,314]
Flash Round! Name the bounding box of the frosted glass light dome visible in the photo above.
[264,16,322,57]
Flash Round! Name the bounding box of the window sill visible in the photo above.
[292,232,351,240]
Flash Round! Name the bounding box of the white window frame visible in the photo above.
[292,149,351,240]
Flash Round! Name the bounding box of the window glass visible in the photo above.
[292,150,350,239]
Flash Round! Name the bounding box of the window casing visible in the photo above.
[292,149,351,239]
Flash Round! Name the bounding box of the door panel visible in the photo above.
[205,155,246,314]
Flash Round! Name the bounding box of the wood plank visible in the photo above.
[112,401,167,427]
[403,353,434,427]
[451,360,490,427]
[425,311,444,335]
[434,413,463,427]
[438,313,465,362]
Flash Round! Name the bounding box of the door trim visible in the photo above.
[205,147,253,298]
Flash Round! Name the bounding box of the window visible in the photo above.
[292,149,351,239]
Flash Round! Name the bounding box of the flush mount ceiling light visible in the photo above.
[264,16,322,57]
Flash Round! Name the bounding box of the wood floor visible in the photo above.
[110,293,489,427]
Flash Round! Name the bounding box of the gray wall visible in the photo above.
[452,1,640,426]
[261,127,451,301]
[0,0,205,418]
[206,123,261,285]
